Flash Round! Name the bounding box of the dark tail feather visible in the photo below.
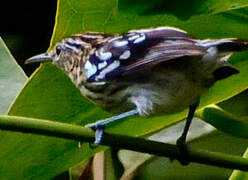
[216,39,248,52]
[205,39,245,81]
[213,65,239,81]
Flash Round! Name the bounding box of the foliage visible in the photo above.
[0,38,26,114]
[0,0,248,179]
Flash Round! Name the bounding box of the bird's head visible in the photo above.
[25,33,109,74]
[25,35,94,73]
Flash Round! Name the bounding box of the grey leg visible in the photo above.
[176,100,199,165]
[86,109,139,145]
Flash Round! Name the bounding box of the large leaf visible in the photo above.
[50,0,248,47]
[219,89,248,117]
[118,0,248,21]
[0,37,26,114]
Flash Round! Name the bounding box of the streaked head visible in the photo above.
[25,33,111,76]
[25,36,90,71]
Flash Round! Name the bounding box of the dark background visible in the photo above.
[1,1,57,76]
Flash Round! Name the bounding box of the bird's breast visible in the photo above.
[78,82,134,114]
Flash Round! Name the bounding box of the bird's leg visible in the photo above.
[176,99,199,165]
[86,109,139,146]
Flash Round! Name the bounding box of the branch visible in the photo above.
[0,115,248,171]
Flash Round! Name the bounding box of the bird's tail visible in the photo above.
[199,38,248,52]
[199,38,247,81]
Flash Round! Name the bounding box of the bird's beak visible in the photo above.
[25,53,52,64]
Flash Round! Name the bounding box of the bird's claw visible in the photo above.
[94,128,104,146]
[176,137,190,165]
[86,122,105,146]
[85,109,139,146]
[86,122,104,130]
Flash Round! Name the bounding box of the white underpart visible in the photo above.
[133,34,146,44]
[84,61,97,77]
[129,26,187,33]
[96,48,112,61]
[98,61,107,69]
[203,47,218,60]
[113,40,128,47]
[96,60,120,80]
[120,50,131,60]
[129,88,158,115]
[131,96,153,115]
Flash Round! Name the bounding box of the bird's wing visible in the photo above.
[85,27,206,82]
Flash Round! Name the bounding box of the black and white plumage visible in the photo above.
[26,26,248,148]
[84,27,206,83]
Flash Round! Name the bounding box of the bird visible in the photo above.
[25,26,248,164]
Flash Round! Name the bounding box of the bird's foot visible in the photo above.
[176,137,190,165]
[85,109,139,146]
[86,122,105,146]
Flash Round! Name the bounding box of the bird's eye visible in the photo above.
[56,45,62,55]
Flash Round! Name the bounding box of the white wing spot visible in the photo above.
[98,61,107,69]
[84,61,97,77]
[128,35,140,41]
[96,60,120,80]
[113,40,128,47]
[91,81,106,85]
[133,34,146,44]
[120,50,131,60]
[96,48,112,61]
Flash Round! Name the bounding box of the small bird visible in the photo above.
[26,27,248,164]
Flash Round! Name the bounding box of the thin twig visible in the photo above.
[0,115,248,171]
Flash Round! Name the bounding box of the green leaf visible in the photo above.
[0,37,26,114]
[118,0,248,20]
[50,0,248,47]
[69,156,93,180]
[8,64,109,123]
[219,90,248,117]
[197,106,248,138]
